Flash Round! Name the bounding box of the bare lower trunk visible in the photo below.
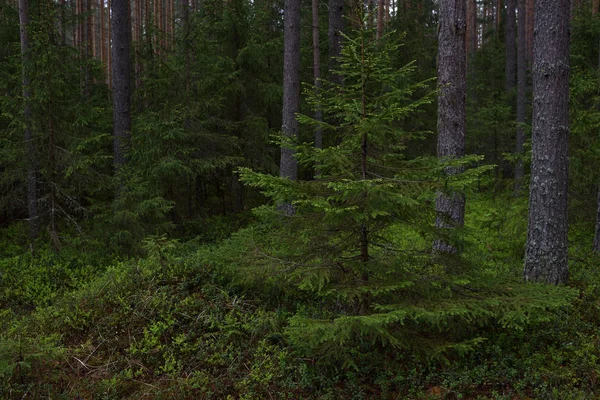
[524,0,570,284]
[505,0,516,92]
[434,0,467,253]
[514,0,526,192]
[594,186,600,252]
[111,0,132,170]
[312,0,322,150]
[19,0,39,240]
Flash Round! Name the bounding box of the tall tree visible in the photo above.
[376,0,385,40]
[279,0,301,212]
[505,0,516,92]
[312,0,322,150]
[466,0,477,57]
[523,0,570,284]
[111,0,132,169]
[18,0,39,240]
[593,1,600,252]
[514,0,526,191]
[434,0,466,252]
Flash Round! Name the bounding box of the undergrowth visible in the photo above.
[0,195,599,399]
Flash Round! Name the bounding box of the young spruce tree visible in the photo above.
[235,26,574,366]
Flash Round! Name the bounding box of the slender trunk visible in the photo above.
[108,0,112,87]
[496,0,503,34]
[594,186,600,252]
[524,0,570,284]
[111,0,132,169]
[525,0,533,65]
[466,0,477,57]
[19,0,39,241]
[60,0,66,45]
[376,0,384,40]
[594,0,600,252]
[279,0,301,214]
[514,0,525,191]
[434,0,467,253]
[312,0,322,150]
[505,0,516,92]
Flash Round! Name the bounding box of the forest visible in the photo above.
[1,0,600,397]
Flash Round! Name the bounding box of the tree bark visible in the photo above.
[18,0,39,240]
[505,0,516,92]
[111,0,132,169]
[466,0,477,57]
[434,0,467,253]
[280,0,301,212]
[525,0,533,64]
[376,0,384,40]
[594,1,600,252]
[594,186,600,252]
[524,0,570,284]
[514,0,526,192]
[312,0,322,150]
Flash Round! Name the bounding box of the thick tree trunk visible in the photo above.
[328,0,343,85]
[514,0,526,191]
[312,0,322,150]
[18,0,39,240]
[434,0,467,253]
[111,0,132,169]
[279,0,301,213]
[524,0,570,284]
[505,0,516,92]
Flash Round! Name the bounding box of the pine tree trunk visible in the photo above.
[467,0,477,57]
[280,0,301,213]
[312,0,322,150]
[505,0,516,92]
[594,1,600,252]
[328,0,343,85]
[594,186,600,252]
[434,0,466,253]
[376,0,384,40]
[18,0,39,240]
[525,0,533,64]
[514,0,526,191]
[111,0,132,169]
[524,0,570,284]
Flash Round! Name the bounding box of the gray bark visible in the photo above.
[328,0,343,85]
[279,0,301,214]
[19,0,38,240]
[434,0,466,253]
[514,0,526,191]
[111,0,132,169]
[523,0,570,284]
[312,0,322,150]
[505,0,516,92]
